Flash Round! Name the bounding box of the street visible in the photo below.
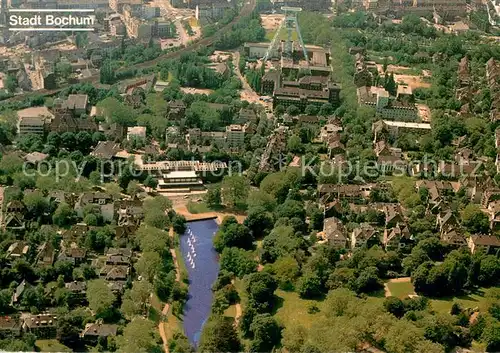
[232,51,272,111]
[151,0,200,46]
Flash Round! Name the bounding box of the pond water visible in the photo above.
[179,218,220,346]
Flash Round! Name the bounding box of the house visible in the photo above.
[11,280,25,305]
[0,316,22,338]
[99,265,129,293]
[383,224,413,252]
[65,94,89,117]
[115,199,143,225]
[61,223,92,244]
[2,200,26,231]
[81,321,118,343]
[127,126,147,141]
[415,180,457,205]
[351,224,379,249]
[24,152,49,164]
[384,204,404,228]
[35,242,56,267]
[487,201,500,230]
[75,192,114,222]
[65,281,86,296]
[22,313,57,339]
[468,235,500,255]
[326,134,345,157]
[318,184,373,204]
[321,217,348,248]
[65,281,87,304]
[91,141,122,159]
[105,248,132,266]
[436,210,460,233]
[168,100,186,120]
[6,241,29,260]
[57,247,86,265]
[323,200,343,218]
[115,224,138,239]
[441,228,468,248]
[320,121,343,142]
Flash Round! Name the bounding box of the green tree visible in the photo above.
[220,247,257,277]
[461,204,489,234]
[249,313,282,352]
[204,186,222,209]
[221,175,250,209]
[118,317,161,353]
[135,251,162,282]
[86,279,116,317]
[199,315,242,353]
[384,296,405,318]
[214,223,253,252]
[23,190,49,218]
[121,280,153,318]
[52,202,75,227]
[100,60,116,84]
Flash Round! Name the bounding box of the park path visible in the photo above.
[158,227,182,353]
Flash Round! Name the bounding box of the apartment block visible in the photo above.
[16,107,54,136]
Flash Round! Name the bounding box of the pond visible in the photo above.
[179,218,220,346]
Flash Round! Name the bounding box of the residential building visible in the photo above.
[91,141,123,159]
[318,184,373,204]
[127,126,146,141]
[22,313,57,339]
[81,321,118,343]
[321,217,348,248]
[468,235,500,255]
[6,241,29,261]
[58,247,87,265]
[75,192,114,222]
[372,120,431,141]
[358,86,418,121]
[16,107,54,135]
[226,124,245,148]
[351,224,379,249]
[0,316,21,338]
[35,242,56,267]
[65,94,90,117]
[383,224,413,251]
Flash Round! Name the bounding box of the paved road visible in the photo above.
[232,51,272,111]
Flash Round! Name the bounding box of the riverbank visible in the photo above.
[158,227,182,353]
[174,204,247,224]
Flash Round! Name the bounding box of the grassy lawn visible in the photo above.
[175,246,189,284]
[224,305,237,318]
[386,281,415,299]
[274,289,323,331]
[163,309,183,342]
[187,201,211,214]
[35,340,71,352]
[265,28,298,42]
[430,289,490,314]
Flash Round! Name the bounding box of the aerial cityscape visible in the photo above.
[2,0,500,352]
